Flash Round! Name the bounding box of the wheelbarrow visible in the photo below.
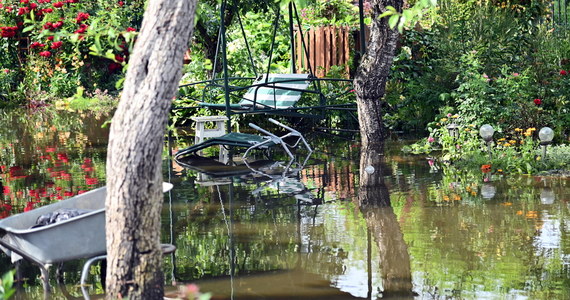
[0,183,174,296]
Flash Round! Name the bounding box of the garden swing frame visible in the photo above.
[176,0,367,129]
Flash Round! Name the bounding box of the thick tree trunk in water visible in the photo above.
[358,156,413,297]
[354,0,402,159]
[105,0,196,299]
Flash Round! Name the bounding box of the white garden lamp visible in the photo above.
[447,122,459,139]
[479,124,494,160]
[538,127,554,159]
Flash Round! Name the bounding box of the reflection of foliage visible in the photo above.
[389,164,570,299]
[0,109,107,217]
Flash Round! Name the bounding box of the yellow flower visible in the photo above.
[524,132,532,137]
[497,169,503,172]
[504,143,511,147]
[441,118,448,122]
[465,128,471,132]
[443,195,450,201]
[528,127,536,131]
[509,140,516,144]
[452,114,459,119]
[536,156,541,161]
[470,124,476,128]
[498,138,506,141]
[515,128,523,132]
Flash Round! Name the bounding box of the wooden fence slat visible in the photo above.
[293,25,368,78]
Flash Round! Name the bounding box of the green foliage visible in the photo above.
[299,0,363,27]
[0,0,144,103]
[0,270,15,300]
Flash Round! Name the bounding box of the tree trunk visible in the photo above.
[358,156,414,297]
[354,0,403,156]
[105,0,196,299]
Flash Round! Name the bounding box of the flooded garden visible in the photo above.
[1,109,568,299]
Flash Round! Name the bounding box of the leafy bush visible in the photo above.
[0,0,144,103]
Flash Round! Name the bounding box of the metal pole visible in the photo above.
[220,0,232,130]
[487,142,492,160]
[289,2,296,74]
[542,145,547,159]
[358,0,366,55]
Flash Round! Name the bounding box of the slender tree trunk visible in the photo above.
[358,156,414,297]
[105,1,196,299]
[354,0,403,156]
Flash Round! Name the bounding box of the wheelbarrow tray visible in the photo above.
[0,187,106,265]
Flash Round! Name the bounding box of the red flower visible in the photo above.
[126,27,136,32]
[76,12,89,23]
[78,190,87,194]
[30,3,37,9]
[63,191,73,197]
[1,26,18,38]
[53,2,64,8]
[533,98,542,106]
[560,70,567,76]
[115,54,124,62]
[51,41,63,49]
[20,0,30,3]
[30,41,43,49]
[42,8,53,13]
[3,186,10,195]
[108,62,121,73]
[481,164,492,173]
[118,1,124,7]
[39,51,51,57]
[17,6,30,15]
[47,35,54,41]
[74,23,88,34]
[52,21,64,29]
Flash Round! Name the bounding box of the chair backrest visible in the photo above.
[240,74,310,109]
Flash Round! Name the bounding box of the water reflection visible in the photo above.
[358,146,414,298]
[1,108,569,299]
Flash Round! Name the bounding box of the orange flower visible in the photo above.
[481,164,492,173]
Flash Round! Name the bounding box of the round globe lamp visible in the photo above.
[479,124,494,159]
[538,127,554,159]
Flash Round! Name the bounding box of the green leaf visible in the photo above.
[22,26,35,33]
[104,49,115,60]
[398,15,406,32]
[379,10,395,18]
[388,15,400,29]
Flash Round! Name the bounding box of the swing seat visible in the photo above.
[199,73,311,111]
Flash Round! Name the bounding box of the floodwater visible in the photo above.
[0,109,569,299]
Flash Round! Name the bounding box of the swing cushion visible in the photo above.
[240,73,310,109]
[199,74,311,110]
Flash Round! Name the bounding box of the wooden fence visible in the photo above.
[294,26,352,78]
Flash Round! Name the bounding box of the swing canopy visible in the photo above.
[175,0,362,120]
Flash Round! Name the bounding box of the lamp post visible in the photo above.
[538,127,554,159]
[447,122,459,140]
[479,124,494,160]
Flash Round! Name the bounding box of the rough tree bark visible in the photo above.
[358,157,413,297]
[105,0,196,299]
[354,0,403,165]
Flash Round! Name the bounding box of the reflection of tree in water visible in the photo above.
[358,147,415,298]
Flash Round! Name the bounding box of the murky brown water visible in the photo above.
[1,109,569,299]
